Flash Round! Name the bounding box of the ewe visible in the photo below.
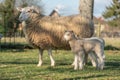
[17,6,94,67]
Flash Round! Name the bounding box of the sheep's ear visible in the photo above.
[27,8,33,12]
[31,6,40,13]
[16,7,22,12]
[70,30,74,33]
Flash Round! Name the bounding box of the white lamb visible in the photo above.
[64,30,105,70]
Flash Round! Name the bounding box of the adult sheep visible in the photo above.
[17,6,94,67]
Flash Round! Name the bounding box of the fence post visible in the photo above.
[97,23,101,37]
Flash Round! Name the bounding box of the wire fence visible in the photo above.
[0,31,120,51]
[0,32,30,51]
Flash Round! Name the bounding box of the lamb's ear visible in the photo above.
[64,30,67,33]
[75,34,79,39]
[16,7,22,12]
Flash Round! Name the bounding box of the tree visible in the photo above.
[0,0,15,33]
[0,0,41,33]
[79,0,94,20]
[103,0,120,27]
[15,0,41,7]
[79,0,94,37]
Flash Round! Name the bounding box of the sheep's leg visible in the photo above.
[71,56,75,66]
[74,53,79,70]
[37,49,43,67]
[72,53,80,66]
[78,51,85,70]
[48,49,55,67]
[84,53,88,65]
[72,53,88,66]
[96,51,104,70]
[98,53,104,70]
[89,52,98,67]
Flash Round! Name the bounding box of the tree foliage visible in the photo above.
[103,0,120,27]
[0,0,15,32]
[15,0,41,7]
[0,0,41,33]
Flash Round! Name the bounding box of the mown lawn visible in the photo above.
[0,49,120,80]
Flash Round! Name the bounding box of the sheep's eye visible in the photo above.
[27,10,31,12]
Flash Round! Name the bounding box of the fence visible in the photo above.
[0,32,30,51]
[0,32,120,50]
[94,31,120,38]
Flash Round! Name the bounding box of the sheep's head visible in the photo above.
[64,30,75,41]
[17,6,41,22]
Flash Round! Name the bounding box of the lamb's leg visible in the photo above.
[37,49,43,67]
[71,56,75,66]
[98,53,104,70]
[74,53,79,70]
[78,51,85,70]
[48,49,55,66]
[96,51,104,70]
[73,53,88,66]
[84,53,88,65]
[89,52,98,67]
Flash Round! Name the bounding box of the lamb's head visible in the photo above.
[64,30,76,41]
[17,6,41,22]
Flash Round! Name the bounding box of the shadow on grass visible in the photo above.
[42,59,120,73]
[0,59,37,65]
[104,61,120,70]
[46,66,74,73]
[0,61,37,65]
[1,44,120,52]
[105,45,120,50]
[62,74,108,80]
[0,49,25,52]
[85,61,120,70]
[0,77,21,80]
[1,59,119,68]
[0,43,34,52]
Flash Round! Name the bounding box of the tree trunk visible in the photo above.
[78,0,94,38]
[79,0,94,20]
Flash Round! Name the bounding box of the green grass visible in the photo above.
[0,49,120,80]
[0,25,4,32]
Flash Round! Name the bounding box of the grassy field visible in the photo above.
[104,38,120,50]
[0,49,120,80]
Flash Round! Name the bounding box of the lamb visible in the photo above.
[17,6,94,67]
[71,37,105,67]
[63,30,105,70]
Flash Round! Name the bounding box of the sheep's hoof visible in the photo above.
[71,63,75,66]
[79,68,84,70]
[93,64,97,67]
[92,62,97,67]
[51,63,55,67]
[74,67,78,70]
[74,68,78,70]
[37,64,42,67]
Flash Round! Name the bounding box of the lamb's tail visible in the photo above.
[102,38,105,47]
[102,39,105,60]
